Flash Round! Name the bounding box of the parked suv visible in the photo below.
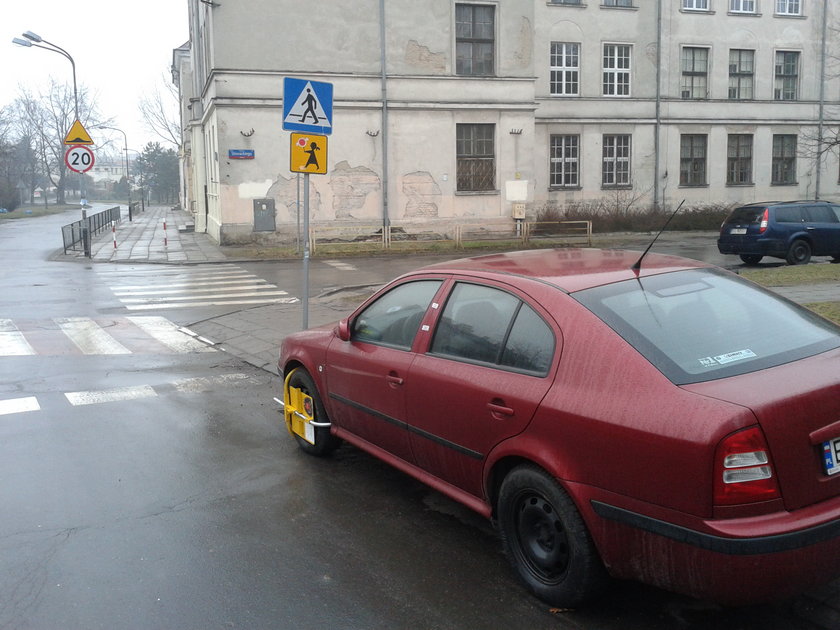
[718,200,840,265]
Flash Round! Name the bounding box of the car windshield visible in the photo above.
[573,269,840,384]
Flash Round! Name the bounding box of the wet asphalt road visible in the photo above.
[0,211,834,629]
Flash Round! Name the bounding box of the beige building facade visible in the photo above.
[173,0,840,244]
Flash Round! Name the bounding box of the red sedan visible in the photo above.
[278,248,840,606]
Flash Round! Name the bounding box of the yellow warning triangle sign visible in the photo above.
[64,120,94,145]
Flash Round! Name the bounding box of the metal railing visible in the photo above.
[61,206,121,255]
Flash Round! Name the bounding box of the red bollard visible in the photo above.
[163,219,168,246]
[112,221,117,249]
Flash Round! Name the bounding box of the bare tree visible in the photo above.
[138,73,181,148]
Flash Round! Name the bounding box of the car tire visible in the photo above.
[497,465,607,608]
[831,255,840,264]
[286,368,341,457]
[786,239,812,265]
[739,254,763,265]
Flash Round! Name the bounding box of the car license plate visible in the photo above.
[730,228,747,235]
[822,438,840,476]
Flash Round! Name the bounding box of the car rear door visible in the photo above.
[804,205,840,255]
[402,280,558,499]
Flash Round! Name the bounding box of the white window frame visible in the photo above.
[683,0,710,10]
[730,0,756,13]
[550,42,580,96]
[602,135,631,187]
[550,135,580,188]
[602,44,631,97]
[776,0,801,15]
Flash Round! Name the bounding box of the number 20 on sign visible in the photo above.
[65,145,95,174]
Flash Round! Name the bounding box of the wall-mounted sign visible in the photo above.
[229,149,255,159]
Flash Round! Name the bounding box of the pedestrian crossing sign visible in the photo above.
[283,77,333,135]
[290,133,328,175]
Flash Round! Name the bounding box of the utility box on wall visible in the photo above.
[253,198,276,232]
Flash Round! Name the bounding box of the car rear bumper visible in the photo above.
[581,489,840,604]
[717,238,788,257]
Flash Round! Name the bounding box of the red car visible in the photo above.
[278,248,840,606]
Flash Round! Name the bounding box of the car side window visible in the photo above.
[806,205,839,223]
[430,282,555,375]
[351,280,442,349]
[832,206,840,222]
[774,206,804,223]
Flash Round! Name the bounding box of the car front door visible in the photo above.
[402,281,557,499]
[325,279,443,464]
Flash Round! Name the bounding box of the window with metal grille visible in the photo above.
[776,0,801,15]
[603,135,631,187]
[456,4,495,77]
[772,135,797,184]
[774,51,799,100]
[680,134,707,186]
[681,47,709,99]
[603,44,631,96]
[457,124,495,192]
[550,42,580,96]
[550,135,580,188]
[727,134,753,185]
[728,49,754,99]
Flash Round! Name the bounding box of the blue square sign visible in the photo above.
[283,77,333,135]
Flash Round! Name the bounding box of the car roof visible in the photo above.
[414,248,712,293]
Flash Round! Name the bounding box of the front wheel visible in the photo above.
[739,254,763,265]
[286,368,341,456]
[786,239,812,265]
[497,465,607,608]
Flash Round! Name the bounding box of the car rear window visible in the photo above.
[724,207,764,224]
[573,269,840,385]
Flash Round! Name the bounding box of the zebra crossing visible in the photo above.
[0,316,215,356]
[95,263,299,311]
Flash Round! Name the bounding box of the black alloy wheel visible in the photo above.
[739,254,763,265]
[786,239,812,265]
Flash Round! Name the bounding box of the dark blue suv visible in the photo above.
[717,200,840,265]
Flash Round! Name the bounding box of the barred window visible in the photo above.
[774,51,800,100]
[457,124,495,192]
[550,135,580,188]
[772,135,797,185]
[729,49,754,99]
[550,42,580,96]
[456,4,495,77]
[680,134,707,186]
[603,135,631,187]
[603,44,631,96]
[727,134,753,185]
[681,47,709,99]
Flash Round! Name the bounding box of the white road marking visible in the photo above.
[0,319,36,356]
[65,385,157,406]
[126,316,216,353]
[324,260,358,271]
[173,373,256,393]
[0,397,40,415]
[124,297,299,311]
[55,317,131,355]
[111,283,282,297]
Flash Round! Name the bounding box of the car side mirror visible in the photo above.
[336,318,351,341]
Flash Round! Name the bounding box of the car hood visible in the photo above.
[683,347,840,511]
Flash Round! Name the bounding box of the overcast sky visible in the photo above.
[3,0,188,154]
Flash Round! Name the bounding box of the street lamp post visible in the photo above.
[97,126,132,222]
[12,31,78,121]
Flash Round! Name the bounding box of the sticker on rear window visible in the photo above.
[698,349,757,368]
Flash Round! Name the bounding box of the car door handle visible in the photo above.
[487,401,514,418]
[806,226,816,230]
[385,374,404,387]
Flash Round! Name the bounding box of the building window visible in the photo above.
[604,0,633,6]
[681,47,709,99]
[550,135,580,188]
[680,134,707,186]
[776,0,802,15]
[683,0,709,10]
[603,44,631,96]
[774,51,800,100]
[549,0,583,4]
[727,134,753,185]
[772,134,797,184]
[550,43,580,96]
[456,124,495,191]
[729,49,754,99]
[455,4,495,76]
[603,135,631,187]
[730,0,756,12]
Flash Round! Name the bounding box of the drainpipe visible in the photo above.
[379,0,391,230]
[653,0,663,210]
[815,0,828,200]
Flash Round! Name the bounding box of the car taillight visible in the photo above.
[714,426,780,506]
[758,208,769,233]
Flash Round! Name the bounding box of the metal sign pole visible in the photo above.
[302,173,310,330]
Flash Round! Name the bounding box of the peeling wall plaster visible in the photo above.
[330,161,381,219]
[403,171,441,218]
[405,40,446,72]
[267,174,321,222]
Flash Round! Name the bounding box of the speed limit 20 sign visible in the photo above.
[65,145,95,173]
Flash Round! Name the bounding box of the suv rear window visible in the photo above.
[573,269,840,385]
[806,205,840,222]
[724,207,764,224]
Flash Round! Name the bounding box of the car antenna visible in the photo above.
[631,199,686,275]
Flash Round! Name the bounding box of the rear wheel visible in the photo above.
[831,255,840,263]
[739,254,763,265]
[786,239,811,265]
[286,369,341,456]
[497,465,607,608]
